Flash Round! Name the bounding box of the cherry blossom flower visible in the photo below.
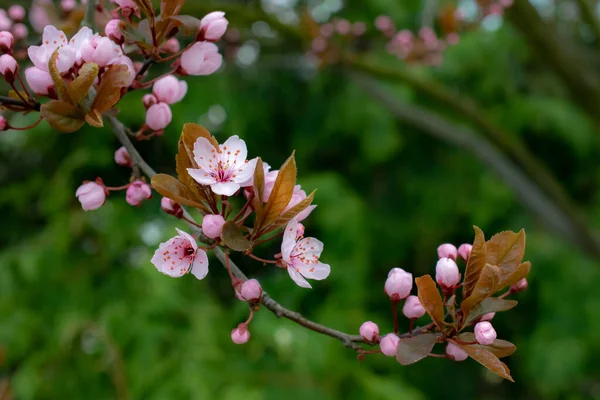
[151,228,209,280]
[187,135,258,196]
[180,42,222,76]
[280,219,330,288]
[199,11,228,41]
[28,26,93,74]
[81,35,123,67]
[152,75,187,104]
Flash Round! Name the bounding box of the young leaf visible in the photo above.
[253,158,265,204]
[415,275,445,330]
[486,230,526,276]
[89,64,130,116]
[263,190,316,236]
[132,0,154,18]
[171,15,202,36]
[84,110,103,128]
[254,152,296,236]
[155,16,183,43]
[48,48,71,103]
[160,0,184,18]
[40,100,85,133]
[396,333,440,365]
[455,333,516,358]
[463,297,518,326]
[175,146,209,207]
[151,173,208,210]
[461,264,501,317]
[498,261,531,291]
[463,226,487,299]
[222,222,252,252]
[68,62,99,105]
[180,123,218,161]
[456,343,514,381]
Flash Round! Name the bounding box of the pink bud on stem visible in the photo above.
[202,214,226,239]
[474,321,497,345]
[437,243,457,260]
[379,333,399,357]
[125,180,152,206]
[458,243,472,261]
[114,146,131,167]
[446,342,468,361]
[231,324,250,344]
[359,321,379,343]
[239,279,262,302]
[161,197,183,218]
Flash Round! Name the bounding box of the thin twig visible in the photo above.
[82,0,97,30]
[0,95,40,111]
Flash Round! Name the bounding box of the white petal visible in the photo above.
[187,168,217,186]
[288,266,312,288]
[27,45,49,70]
[298,262,330,280]
[222,135,248,166]
[210,181,240,196]
[232,157,258,185]
[42,25,67,48]
[175,228,198,251]
[69,26,93,47]
[191,250,209,280]
[192,136,216,171]
[281,219,299,263]
[151,238,176,271]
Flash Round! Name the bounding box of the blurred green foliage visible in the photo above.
[2,0,600,399]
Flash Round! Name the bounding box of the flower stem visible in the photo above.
[247,253,278,265]
[392,300,399,334]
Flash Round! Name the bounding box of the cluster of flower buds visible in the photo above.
[310,17,367,55]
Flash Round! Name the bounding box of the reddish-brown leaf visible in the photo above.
[486,230,526,283]
[84,110,103,128]
[151,173,207,209]
[160,0,184,17]
[174,147,210,211]
[90,64,130,116]
[132,0,154,17]
[498,261,531,291]
[461,263,501,317]
[180,123,218,162]
[40,100,85,133]
[396,333,440,365]
[456,342,514,381]
[171,15,202,35]
[456,334,516,358]
[68,62,99,105]
[262,189,316,236]
[415,275,445,330]
[48,48,71,103]
[463,226,487,299]
[222,222,252,252]
[155,16,183,43]
[464,297,518,326]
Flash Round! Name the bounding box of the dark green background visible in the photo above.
[1,0,600,398]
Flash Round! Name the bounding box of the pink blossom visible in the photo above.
[180,41,222,76]
[114,146,131,167]
[60,0,76,12]
[112,0,141,18]
[446,342,468,361]
[352,22,367,36]
[335,19,351,35]
[28,26,78,73]
[81,35,123,67]
[105,19,123,44]
[419,26,438,48]
[240,279,262,301]
[106,55,135,86]
[231,324,250,344]
[187,135,258,196]
[11,24,27,40]
[380,333,399,357]
[76,181,106,211]
[359,321,379,343]
[280,219,330,288]
[161,38,180,53]
[284,185,316,222]
[202,214,226,239]
[29,2,51,33]
[145,103,172,131]
[161,197,183,218]
[480,312,495,321]
[474,321,497,345]
[0,31,13,52]
[0,54,17,78]
[384,268,413,301]
[437,243,457,260]
[375,15,394,34]
[0,116,6,131]
[152,75,187,104]
[510,278,528,293]
[402,295,426,319]
[125,180,152,206]
[150,228,209,279]
[435,257,460,288]
[8,5,25,21]
[457,243,472,261]
[25,67,53,95]
[0,10,12,31]
[200,11,228,41]
[319,23,334,38]
[446,32,460,45]
[311,37,327,53]
[142,94,158,109]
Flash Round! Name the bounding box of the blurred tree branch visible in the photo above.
[574,0,600,51]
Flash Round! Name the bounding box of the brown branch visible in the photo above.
[0,95,40,111]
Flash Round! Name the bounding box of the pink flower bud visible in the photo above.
[202,214,226,239]
[240,279,262,301]
[81,36,123,67]
[446,342,468,361]
[480,312,495,321]
[335,19,351,35]
[510,278,528,293]
[384,268,413,301]
[0,31,13,53]
[142,94,158,109]
[359,321,379,343]
[311,37,327,53]
[319,23,334,38]
[474,321,497,345]
[435,257,460,288]
[379,333,399,357]
[145,102,172,131]
[0,54,17,80]
[402,295,426,319]
[152,75,187,104]
[231,325,250,344]
[352,22,367,36]
[125,180,152,206]
[0,12,11,31]
[105,19,123,44]
[199,11,228,41]
[60,0,76,12]
[457,243,472,261]
[375,15,394,33]
[25,67,53,95]
[76,181,106,211]
[0,116,6,130]
[437,243,457,260]
[161,38,180,53]
[180,41,222,76]
[160,197,183,218]
[11,23,27,40]
[114,146,131,167]
[8,6,25,21]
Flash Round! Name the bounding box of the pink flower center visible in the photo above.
[206,146,246,183]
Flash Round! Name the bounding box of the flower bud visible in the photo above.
[0,54,17,81]
[161,197,183,218]
[25,67,53,95]
[435,257,460,288]
[199,11,228,41]
[76,181,106,211]
[125,180,152,206]
[202,214,226,239]
[446,342,468,361]
[384,268,413,301]
[359,321,379,343]
[375,15,394,34]
[352,22,367,36]
[142,94,158,109]
[510,278,528,293]
[480,312,495,321]
[152,75,187,104]
[474,321,497,345]
[0,31,13,53]
[437,243,457,260]
[145,102,172,131]
[180,42,222,76]
[60,0,76,12]
[335,19,351,35]
[379,333,399,357]
[0,115,7,131]
[457,243,472,261]
[240,279,262,301]
[161,38,180,53]
[11,24,27,40]
[114,146,131,167]
[105,19,123,45]
[402,295,426,319]
[231,325,250,344]
[8,6,25,22]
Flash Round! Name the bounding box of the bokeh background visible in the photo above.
[2,0,600,398]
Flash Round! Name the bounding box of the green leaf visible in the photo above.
[48,48,70,103]
[464,297,518,326]
[68,62,99,105]
[395,333,440,365]
[40,100,85,133]
[415,275,445,330]
[222,222,252,252]
[463,226,487,299]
